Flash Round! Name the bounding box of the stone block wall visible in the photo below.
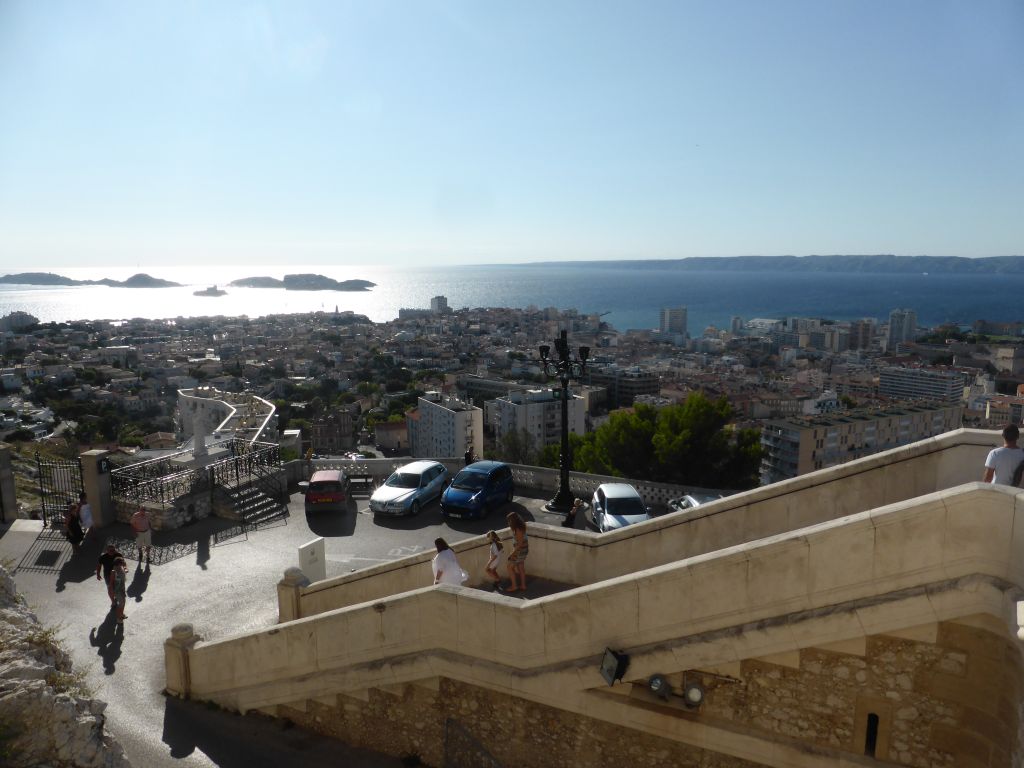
[281,678,765,768]
[702,620,1022,767]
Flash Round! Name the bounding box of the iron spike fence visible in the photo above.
[35,454,83,530]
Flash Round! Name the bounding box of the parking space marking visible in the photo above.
[387,544,423,558]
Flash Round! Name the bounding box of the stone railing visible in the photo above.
[287,428,1000,620]
[171,480,1024,721]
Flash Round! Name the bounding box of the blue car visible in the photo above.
[440,461,515,519]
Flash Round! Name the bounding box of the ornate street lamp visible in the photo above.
[539,329,589,514]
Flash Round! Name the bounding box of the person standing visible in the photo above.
[108,557,128,623]
[130,507,153,564]
[96,544,123,606]
[464,448,475,466]
[562,498,584,529]
[505,511,529,593]
[64,500,84,548]
[77,492,93,540]
[983,424,1024,485]
[484,530,504,590]
[431,538,468,586]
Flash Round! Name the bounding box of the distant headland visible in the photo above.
[0,272,376,291]
[0,272,181,287]
[529,255,1024,274]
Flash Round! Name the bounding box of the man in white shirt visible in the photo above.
[983,424,1024,486]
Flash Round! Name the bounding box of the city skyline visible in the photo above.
[1,0,1021,268]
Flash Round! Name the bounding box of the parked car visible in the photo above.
[440,461,515,520]
[369,460,449,516]
[667,493,725,513]
[304,470,351,515]
[586,483,652,533]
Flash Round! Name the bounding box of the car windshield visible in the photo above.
[309,482,343,494]
[607,496,647,517]
[385,472,420,489]
[451,471,487,491]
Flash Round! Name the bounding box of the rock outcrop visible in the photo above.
[0,566,130,767]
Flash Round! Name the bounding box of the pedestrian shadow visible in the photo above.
[88,609,124,675]
[126,561,151,602]
[54,539,101,593]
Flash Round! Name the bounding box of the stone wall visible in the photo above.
[702,620,1022,767]
[281,677,766,768]
[0,566,130,767]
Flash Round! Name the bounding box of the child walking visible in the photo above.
[484,530,504,591]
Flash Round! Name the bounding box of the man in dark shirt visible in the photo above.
[96,544,123,606]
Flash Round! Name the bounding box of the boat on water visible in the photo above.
[193,285,227,297]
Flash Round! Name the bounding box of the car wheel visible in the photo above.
[410,500,421,517]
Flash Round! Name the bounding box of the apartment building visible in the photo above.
[886,308,917,350]
[879,366,967,405]
[494,388,586,448]
[659,307,687,336]
[586,365,660,408]
[760,402,963,484]
[407,392,482,459]
[310,409,357,455]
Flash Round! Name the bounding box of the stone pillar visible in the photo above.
[0,443,17,523]
[277,567,309,624]
[164,623,201,698]
[192,413,208,460]
[80,449,114,528]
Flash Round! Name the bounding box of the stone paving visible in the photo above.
[2,487,577,767]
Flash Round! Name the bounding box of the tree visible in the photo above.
[496,429,537,465]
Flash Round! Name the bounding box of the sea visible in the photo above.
[1,263,1022,334]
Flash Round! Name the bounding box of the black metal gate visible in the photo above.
[443,719,503,768]
[35,454,83,529]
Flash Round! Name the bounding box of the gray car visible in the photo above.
[586,483,652,533]
[369,460,449,516]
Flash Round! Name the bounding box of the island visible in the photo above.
[193,285,227,297]
[0,272,181,287]
[229,274,376,291]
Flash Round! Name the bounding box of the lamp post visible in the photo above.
[539,329,589,514]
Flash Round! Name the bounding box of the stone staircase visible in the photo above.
[218,482,288,527]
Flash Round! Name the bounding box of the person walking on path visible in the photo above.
[432,538,468,586]
[130,507,153,563]
[96,544,124,606]
[108,557,128,623]
[76,492,93,540]
[983,424,1024,485]
[484,530,504,590]
[505,511,529,593]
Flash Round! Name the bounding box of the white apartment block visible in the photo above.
[494,388,586,448]
[408,392,482,459]
[879,366,967,405]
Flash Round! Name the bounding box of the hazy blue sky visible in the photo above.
[1,1,1021,267]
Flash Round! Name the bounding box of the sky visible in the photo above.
[0,0,1021,268]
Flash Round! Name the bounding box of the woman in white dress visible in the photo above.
[432,538,467,586]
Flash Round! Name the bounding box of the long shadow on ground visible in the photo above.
[161,697,404,768]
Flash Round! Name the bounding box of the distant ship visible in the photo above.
[193,285,227,297]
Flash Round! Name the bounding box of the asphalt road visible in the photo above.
[9,488,572,768]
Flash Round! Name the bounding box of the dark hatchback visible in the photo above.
[440,461,515,520]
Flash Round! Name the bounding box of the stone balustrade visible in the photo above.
[288,428,997,621]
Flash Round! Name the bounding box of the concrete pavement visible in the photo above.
[5,488,577,767]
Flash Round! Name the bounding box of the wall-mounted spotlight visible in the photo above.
[600,648,630,686]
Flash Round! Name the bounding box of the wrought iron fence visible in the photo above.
[35,454,83,529]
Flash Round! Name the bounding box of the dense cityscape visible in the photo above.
[0,299,1015,506]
